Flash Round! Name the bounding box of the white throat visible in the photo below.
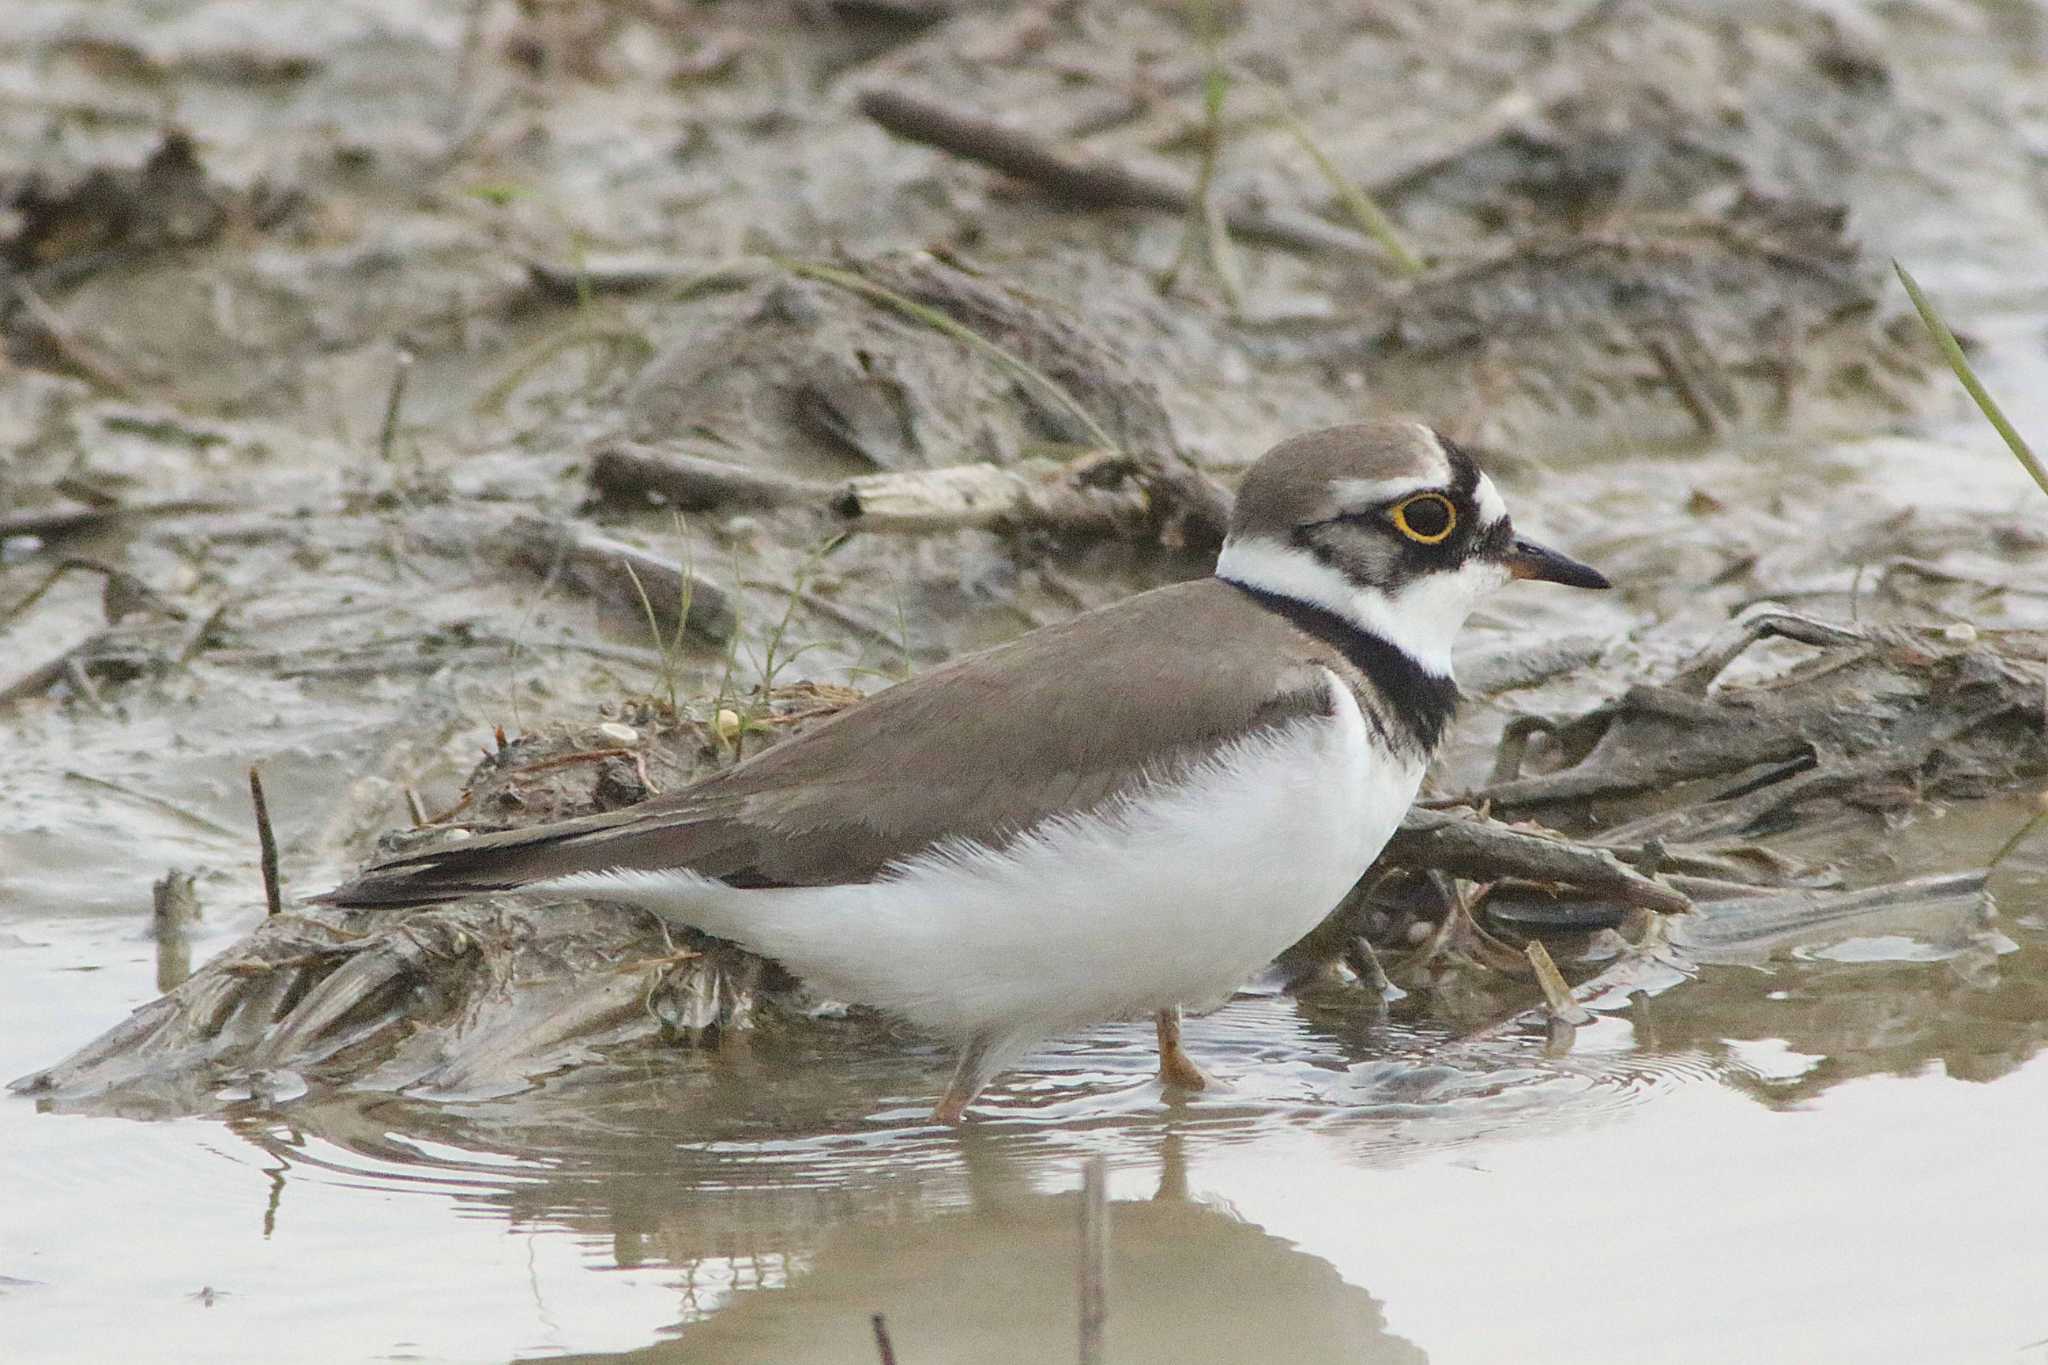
[1214,536,1504,677]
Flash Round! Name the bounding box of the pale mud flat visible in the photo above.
[7,2,2048,1362]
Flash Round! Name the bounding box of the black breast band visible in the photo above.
[1221,578,1459,753]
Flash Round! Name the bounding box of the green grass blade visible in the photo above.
[1895,260,2048,500]
[1279,112,1425,277]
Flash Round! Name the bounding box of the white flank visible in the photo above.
[543,674,1420,1049]
[1213,536,1506,676]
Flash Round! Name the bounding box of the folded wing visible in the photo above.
[319,578,1334,908]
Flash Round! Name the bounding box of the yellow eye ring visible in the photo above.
[1390,493,1457,544]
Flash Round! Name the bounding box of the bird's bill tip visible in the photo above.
[1505,537,1610,589]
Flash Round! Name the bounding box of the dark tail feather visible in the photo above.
[314,830,588,908]
[314,806,750,909]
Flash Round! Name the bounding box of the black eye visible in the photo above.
[1390,493,1456,544]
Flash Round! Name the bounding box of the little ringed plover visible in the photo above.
[321,420,1609,1122]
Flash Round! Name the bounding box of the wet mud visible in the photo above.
[10,2,2048,1362]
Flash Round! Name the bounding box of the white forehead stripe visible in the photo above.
[1473,472,1509,529]
[1329,475,1441,508]
[1329,469,1508,537]
[1329,425,1454,508]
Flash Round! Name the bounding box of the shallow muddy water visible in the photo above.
[12,1,2048,1361]
[9,803,2048,1363]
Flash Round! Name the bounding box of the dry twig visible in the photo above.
[858,87,1380,260]
[1077,1155,1108,1365]
[591,442,825,512]
[249,766,283,917]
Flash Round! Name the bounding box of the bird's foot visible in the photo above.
[932,1089,971,1126]
[1154,1007,1212,1091]
[932,1031,1000,1125]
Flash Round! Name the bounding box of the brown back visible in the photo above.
[323,578,1348,904]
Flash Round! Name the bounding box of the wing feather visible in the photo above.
[320,579,1333,907]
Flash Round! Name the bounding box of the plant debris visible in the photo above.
[19,604,2037,1113]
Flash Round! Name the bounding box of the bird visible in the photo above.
[320,420,1609,1123]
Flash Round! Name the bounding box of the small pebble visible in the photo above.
[1941,622,1978,644]
[1405,918,1433,945]
[1,534,43,564]
[596,721,639,745]
[714,708,742,742]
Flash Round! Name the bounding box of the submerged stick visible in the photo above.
[0,497,235,543]
[14,283,141,397]
[1641,334,1729,438]
[377,350,414,463]
[249,766,282,917]
[0,652,74,707]
[871,1313,899,1365]
[63,770,241,840]
[858,88,1379,260]
[1077,1154,1108,1365]
[153,868,200,993]
[1525,941,1594,1025]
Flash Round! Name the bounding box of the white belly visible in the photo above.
[555,678,1421,1041]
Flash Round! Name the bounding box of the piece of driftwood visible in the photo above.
[854,253,1234,550]
[0,615,198,707]
[1436,607,2048,844]
[591,440,1168,541]
[1,555,188,632]
[0,496,242,546]
[249,767,283,918]
[1382,808,1690,914]
[521,255,766,303]
[0,502,117,541]
[589,441,828,512]
[834,450,1156,537]
[600,253,1235,552]
[617,252,1228,548]
[11,284,146,396]
[858,88,1382,261]
[1665,871,1995,960]
[151,868,200,992]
